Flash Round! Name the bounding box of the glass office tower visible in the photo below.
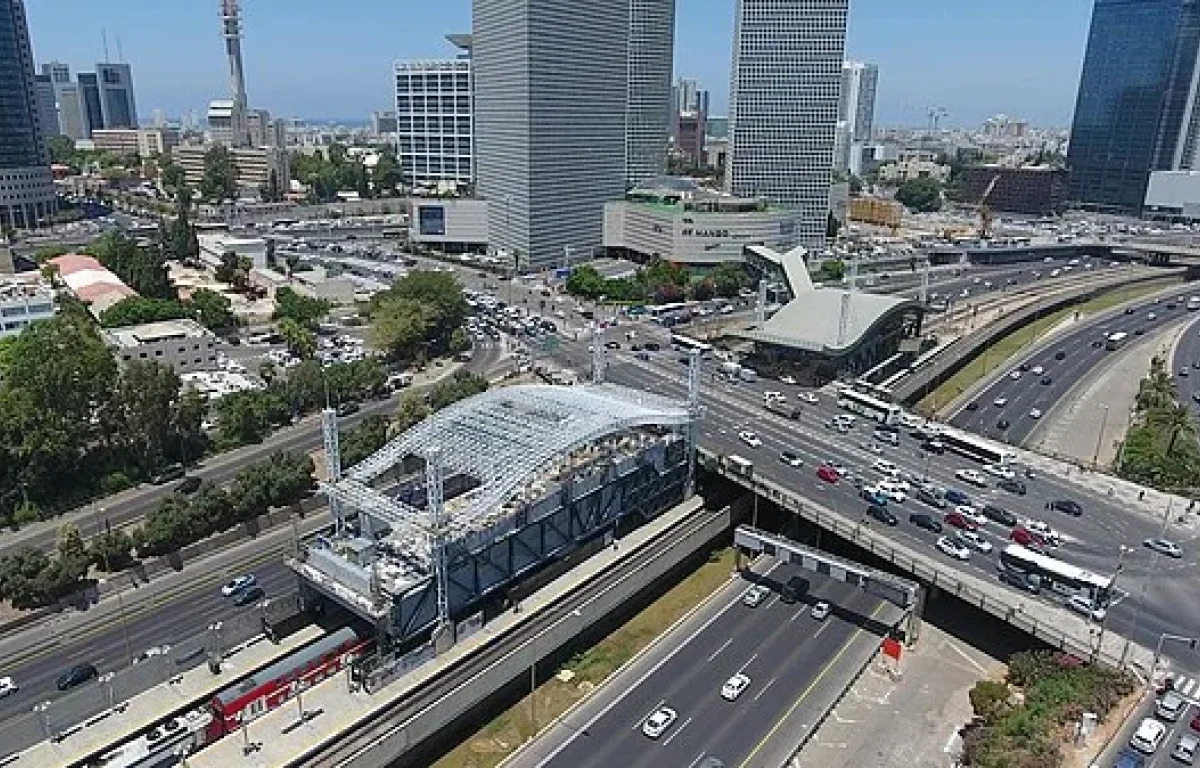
[0,0,56,229]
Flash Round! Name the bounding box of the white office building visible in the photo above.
[41,61,84,140]
[474,0,673,269]
[394,57,473,188]
[107,319,219,372]
[727,0,847,247]
[625,0,676,187]
[0,278,54,337]
[836,60,878,174]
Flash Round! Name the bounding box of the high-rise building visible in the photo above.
[625,0,675,187]
[0,0,56,228]
[676,110,706,164]
[77,71,103,138]
[727,0,847,246]
[1068,0,1200,212]
[840,61,878,142]
[474,0,673,269]
[96,62,137,129]
[395,52,473,188]
[372,110,398,136]
[33,73,58,140]
[219,0,250,147]
[42,61,83,140]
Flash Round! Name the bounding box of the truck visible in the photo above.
[764,399,802,420]
[726,455,754,477]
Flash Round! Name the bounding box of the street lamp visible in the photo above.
[1093,544,1131,663]
[528,607,582,737]
[1092,404,1110,468]
[1152,633,1198,686]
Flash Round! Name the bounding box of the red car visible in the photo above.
[816,465,840,483]
[1010,526,1048,551]
[944,511,978,531]
[1189,710,1200,732]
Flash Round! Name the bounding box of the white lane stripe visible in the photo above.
[753,676,777,702]
[662,716,693,747]
[737,653,759,676]
[707,638,732,663]
[632,699,666,731]
[1180,678,1197,697]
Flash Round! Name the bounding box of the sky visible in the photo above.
[25,0,1095,128]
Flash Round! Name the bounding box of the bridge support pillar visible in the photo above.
[904,587,926,647]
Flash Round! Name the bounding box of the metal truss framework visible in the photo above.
[327,384,694,543]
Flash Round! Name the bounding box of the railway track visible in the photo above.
[301,504,729,768]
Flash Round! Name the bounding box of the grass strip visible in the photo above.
[433,547,736,768]
[918,282,1173,415]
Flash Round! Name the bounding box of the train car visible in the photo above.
[89,709,213,768]
[206,627,368,741]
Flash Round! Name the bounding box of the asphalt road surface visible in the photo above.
[528,563,889,768]
[1171,311,1200,420]
[951,286,1198,446]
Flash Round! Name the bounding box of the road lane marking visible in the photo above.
[662,716,693,747]
[737,653,758,676]
[737,601,887,768]
[791,607,806,622]
[707,638,732,663]
[753,676,777,702]
[632,699,666,731]
[686,754,708,768]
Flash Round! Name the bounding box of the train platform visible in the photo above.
[13,624,323,767]
[189,495,709,767]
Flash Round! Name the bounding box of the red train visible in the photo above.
[206,626,369,741]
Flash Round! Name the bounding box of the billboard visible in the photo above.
[418,205,446,236]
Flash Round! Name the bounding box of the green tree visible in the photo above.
[278,317,317,359]
[214,251,252,290]
[817,259,846,281]
[273,287,331,328]
[370,296,434,361]
[135,495,192,556]
[89,529,134,571]
[111,361,186,474]
[199,145,237,202]
[160,162,186,193]
[372,148,401,195]
[710,262,749,299]
[56,522,87,561]
[895,177,943,213]
[188,287,236,331]
[87,231,174,299]
[340,415,390,467]
[100,296,190,328]
[214,391,283,446]
[47,135,78,168]
[393,391,431,435]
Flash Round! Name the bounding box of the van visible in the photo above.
[1156,690,1187,722]
[1130,717,1167,754]
[1173,734,1199,765]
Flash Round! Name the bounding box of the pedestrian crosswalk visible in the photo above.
[1170,676,1200,698]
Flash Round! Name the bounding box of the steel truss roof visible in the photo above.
[333,384,692,538]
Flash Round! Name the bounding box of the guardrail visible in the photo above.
[700,451,1154,675]
[894,272,1186,405]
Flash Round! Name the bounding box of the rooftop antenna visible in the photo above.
[116,37,124,64]
[102,28,110,62]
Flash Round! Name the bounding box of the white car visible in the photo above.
[1148,312,1157,321]
[899,414,923,429]
[936,536,971,561]
[133,645,172,664]
[1024,520,1061,546]
[1009,370,1021,381]
[1028,408,1042,419]
[956,530,994,554]
[1130,717,1167,754]
[955,504,988,527]
[0,677,17,698]
[873,459,899,478]
[878,481,908,503]
[642,706,679,738]
[763,391,785,403]
[1067,595,1106,622]
[798,392,819,404]
[221,574,257,597]
[810,601,832,621]
[738,430,762,448]
[721,673,751,701]
[1031,365,1045,375]
[983,464,1015,481]
[742,585,769,607]
[779,375,797,385]
[955,468,988,487]
[993,397,1008,408]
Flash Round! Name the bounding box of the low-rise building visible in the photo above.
[251,264,357,305]
[407,196,488,254]
[602,176,800,267]
[174,145,291,197]
[951,165,1067,215]
[48,253,138,317]
[106,319,218,372]
[0,278,55,337]
[197,233,268,271]
[91,128,180,158]
[877,149,950,184]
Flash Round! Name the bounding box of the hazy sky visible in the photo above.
[26,0,1095,127]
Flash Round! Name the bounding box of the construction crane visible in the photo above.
[977,173,1002,240]
[927,107,948,132]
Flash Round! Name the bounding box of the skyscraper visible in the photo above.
[1068,0,1200,212]
[835,60,878,173]
[96,62,138,129]
[33,72,58,139]
[727,0,848,246]
[625,0,675,187]
[77,72,103,137]
[395,35,473,188]
[41,61,83,140]
[475,0,671,269]
[0,0,56,229]
[218,0,250,146]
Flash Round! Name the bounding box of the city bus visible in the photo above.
[938,428,1015,466]
[1104,331,1129,351]
[835,388,902,426]
[998,544,1113,604]
[670,333,714,359]
[649,302,699,322]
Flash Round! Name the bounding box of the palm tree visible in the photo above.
[1163,404,1195,455]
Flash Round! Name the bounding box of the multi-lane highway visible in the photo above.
[951,285,1196,446]
[556,327,1200,667]
[515,562,893,768]
[1172,313,1200,420]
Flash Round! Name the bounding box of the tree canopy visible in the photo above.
[200,145,237,202]
[273,287,331,329]
[894,177,943,213]
[86,231,174,299]
[369,271,468,362]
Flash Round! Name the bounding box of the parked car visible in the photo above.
[57,663,98,691]
[909,513,942,533]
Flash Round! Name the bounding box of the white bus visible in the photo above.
[1104,331,1129,351]
[836,388,902,426]
[998,545,1113,604]
[938,428,1015,466]
[1188,296,1200,311]
[671,333,714,359]
[649,302,699,321]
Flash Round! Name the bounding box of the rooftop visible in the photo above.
[107,318,213,347]
[736,289,917,353]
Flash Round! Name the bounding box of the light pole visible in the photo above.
[528,607,582,738]
[1127,502,1174,652]
[95,505,134,666]
[1093,544,1130,663]
[1092,404,1109,468]
[1152,633,1198,685]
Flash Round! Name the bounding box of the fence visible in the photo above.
[0,592,302,758]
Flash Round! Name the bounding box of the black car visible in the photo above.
[996,418,1011,430]
[909,512,942,533]
[174,476,202,495]
[1135,328,1145,336]
[233,586,266,607]
[642,342,661,351]
[1124,307,1135,315]
[921,440,946,454]
[916,487,947,509]
[998,478,1027,495]
[981,504,1018,526]
[965,401,980,412]
[1019,362,1031,372]
[605,341,621,350]
[866,504,898,526]
[57,662,98,691]
[1040,376,1052,385]
[999,569,1041,594]
[149,463,185,485]
[1048,499,1083,517]
[1054,350,1066,360]
[336,401,360,417]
